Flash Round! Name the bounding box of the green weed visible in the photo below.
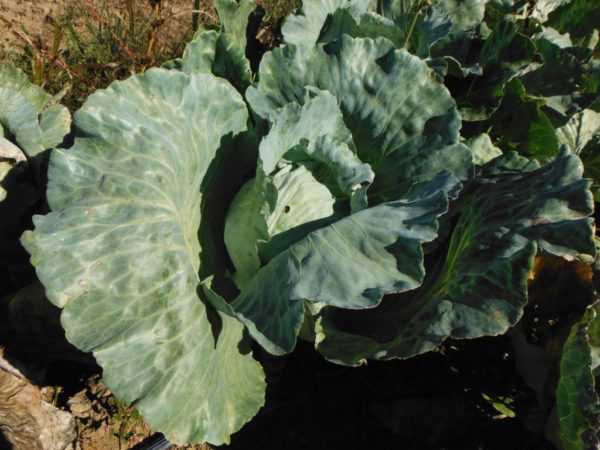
[108,397,145,449]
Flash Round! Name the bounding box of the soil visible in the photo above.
[0,0,64,49]
[39,367,211,450]
[0,0,194,51]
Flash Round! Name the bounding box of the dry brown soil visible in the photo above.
[0,0,65,49]
[0,0,195,51]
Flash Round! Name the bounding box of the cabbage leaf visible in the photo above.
[22,70,265,445]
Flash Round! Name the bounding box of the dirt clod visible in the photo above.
[0,348,76,450]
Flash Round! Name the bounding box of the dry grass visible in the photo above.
[1,0,206,109]
[0,0,300,110]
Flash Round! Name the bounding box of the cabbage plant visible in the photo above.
[17,0,600,446]
[1,64,71,294]
[557,301,600,450]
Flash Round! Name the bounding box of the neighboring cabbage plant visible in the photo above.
[0,64,71,295]
[281,0,600,157]
[0,64,70,160]
[0,63,70,200]
[18,0,600,447]
[556,301,600,450]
